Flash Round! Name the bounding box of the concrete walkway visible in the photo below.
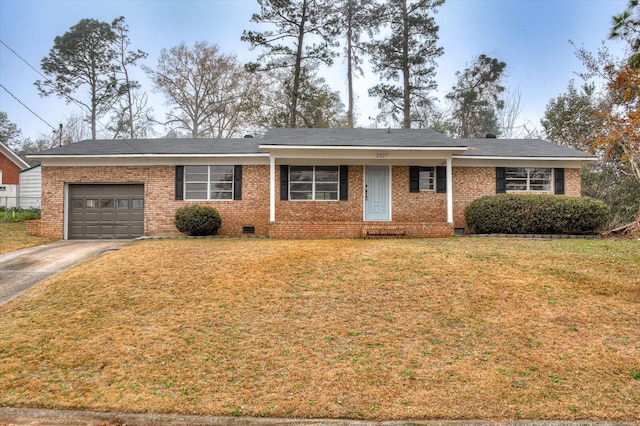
[0,408,636,426]
[0,240,129,305]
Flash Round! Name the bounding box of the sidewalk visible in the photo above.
[0,408,637,426]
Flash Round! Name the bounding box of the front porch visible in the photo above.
[268,221,454,239]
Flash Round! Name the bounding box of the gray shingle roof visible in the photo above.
[457,138,594,158]
[33,138,262,156]
[260,128,466,147]
[30,131,594,159]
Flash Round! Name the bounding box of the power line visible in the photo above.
[0,38,110,135]
[0,39,48,81]
[0,83,57,131]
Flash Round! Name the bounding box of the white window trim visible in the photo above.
[184,165,235,201]
[506,167,552,192]
[289,165,340,201]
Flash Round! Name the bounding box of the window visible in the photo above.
[289,166,339,200]
[419,167,435,191]
[506,167,552,192]
[184,165,234,200]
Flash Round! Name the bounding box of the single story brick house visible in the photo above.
[29,128,595,240]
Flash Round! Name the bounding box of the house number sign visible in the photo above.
[375,153,389,158]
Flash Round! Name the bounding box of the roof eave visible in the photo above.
[454,155,597,161]
[259,145,468,152]
[28,153,270,160]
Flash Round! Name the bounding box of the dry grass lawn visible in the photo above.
[0,222,54,254]
[0,238,638,421]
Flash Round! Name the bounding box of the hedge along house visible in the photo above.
[29,128,595,240]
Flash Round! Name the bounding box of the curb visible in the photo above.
[0,408,637,426]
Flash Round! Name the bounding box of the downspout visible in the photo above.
[446,157,453,224]
[270,155,276,222]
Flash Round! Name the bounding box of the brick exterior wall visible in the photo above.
[452,167,582,231]
[36,164,582,239]
[0,153,21,185]
[38,165,270,239]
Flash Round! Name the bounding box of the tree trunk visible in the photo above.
[290,0,308,128]
[401,0,411,129]
[346,0,354,128]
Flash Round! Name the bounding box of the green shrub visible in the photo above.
[465,194,610,235]
[1,207,41,223]
[174,204,222,236]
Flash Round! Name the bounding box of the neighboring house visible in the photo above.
[28,128,594,240]
[0,141,29,209]
[18,164,42,208]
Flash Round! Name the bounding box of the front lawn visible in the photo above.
[0,238,638,420]
[0,222,54,254]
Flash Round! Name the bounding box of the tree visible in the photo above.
[328,0,375,128]
[146,42,263,138]
[541,80,602,151]
[0,112,22,149]
[110,16,150,139]
[242,0,338,128]
[367,0,444,128]
[36,19,119,140]
[446,54,506,138]
[610,0,640,66]
[497,88,524,138]
[254,68,345,129]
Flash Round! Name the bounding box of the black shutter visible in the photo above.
[339,165,348,201]
[554,168,565,195]
[234,165,242,200]
[175,166,184,200]
[409,166,420,193]
[280,165,289,200]
[436,166,447,193]
[496,167,506,193]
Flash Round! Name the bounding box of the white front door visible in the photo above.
[364,165,390,221]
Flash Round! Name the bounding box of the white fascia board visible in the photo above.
[260,144,468,152]
[1,142,29,169]
[453,157,593,168]
[454,155,596,161]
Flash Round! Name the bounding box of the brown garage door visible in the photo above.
[68,184,144,239]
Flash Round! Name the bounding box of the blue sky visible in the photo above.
[0,0,629,141]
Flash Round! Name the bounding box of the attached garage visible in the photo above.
[68,184,144,239]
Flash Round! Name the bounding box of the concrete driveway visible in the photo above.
[0,240,129,305]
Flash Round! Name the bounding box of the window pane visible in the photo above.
[315,166,339,182]
[506,168,527,179]
[290,191,313,200]
[71,199,83,209]
[316,182,338,192]
[211,182,232,191]
[210,191,233,200]
[186,191,207,199]
[290,166,313,182]
[100,199,114,208]
[185,183,207,200]
[86,199,98,208]
[117,199,129,209]
[530,168,551,179]
[506,181,527,191]
[315,192,338,200]
[290,182,313,192]
[210,165,233,174]
[185,166,208,182]
[132,199,144,209]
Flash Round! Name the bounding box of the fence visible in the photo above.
[0,196,42,218]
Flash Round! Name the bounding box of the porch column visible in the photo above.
[446,157,453,224]
[269,155,276,222]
